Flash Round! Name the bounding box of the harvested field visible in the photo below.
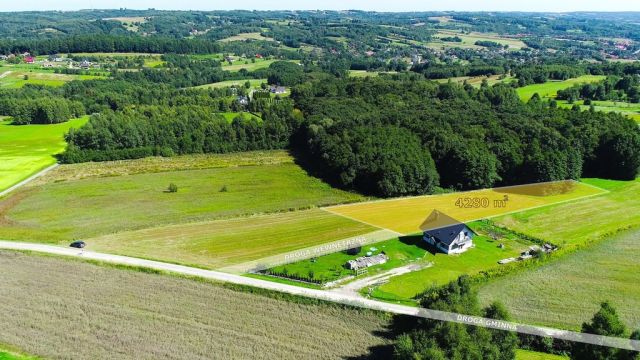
[0,251,391,359]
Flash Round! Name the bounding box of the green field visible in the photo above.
[219,32,274,42]
[515,349,567,360]
[268,235,427,283]
[0,65,104,88]
[0,346,36,360]
[222,58,278,71]
[515,75,606,101]
[88,209,375,269]
[194,78,267,89]
[478,227,640,330]
[473,178,640,330]
[0,250,389,359]
[219,112,262,122]
[368,224,530,304]
[0,117,88,193]
[496,178,640,247]
[557,99,640,123]
[427,30,527,50]
[0,154,366,243]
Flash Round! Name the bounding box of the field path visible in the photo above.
[0,71,12,79]
[0,240,637,351]
[0,164,58,198]
[329,262,432,296]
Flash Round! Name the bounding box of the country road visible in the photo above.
[0,70,12,79]
[0,240,637,351]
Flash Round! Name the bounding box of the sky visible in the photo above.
[2,0,640,12]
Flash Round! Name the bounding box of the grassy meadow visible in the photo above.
[515,75,606,101]
[428,30,527,50]
[472,178,640,330]
[0,66,104,88]
[0,152,366,242]
[478,227,640,330]
[557,99,640,123]
[0,117,88,193]
[87,209,375,269]
[0,250,391,360]
[515,349,567,360]
[193,78,267,89]
[495,178,640,247]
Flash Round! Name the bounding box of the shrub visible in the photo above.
[167,183,178,193]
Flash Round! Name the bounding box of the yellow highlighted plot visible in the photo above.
[324,181,607,235]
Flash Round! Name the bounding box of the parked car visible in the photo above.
[70,241,86,249]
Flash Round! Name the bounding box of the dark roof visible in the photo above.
[424,223,472,247]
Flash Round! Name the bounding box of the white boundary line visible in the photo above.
[0,241,637,352]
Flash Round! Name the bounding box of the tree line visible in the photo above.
[291,77,640,196]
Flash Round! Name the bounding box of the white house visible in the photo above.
[423,223,474,254]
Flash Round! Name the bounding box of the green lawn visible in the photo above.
[515,75,606,101]
[268,235,427,283]
[0,117,88,193]
[0,160,366,243]
[222,59,278,71]
[87,209,375,269]
[368,223,530,304]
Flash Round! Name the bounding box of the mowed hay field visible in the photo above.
[0,117,88,193]
[0,151,366,242]
[478,228,640,330]
[87,209,375,269]
[515,75,606,101]
[0,251,391,360]
[326,181,605,235]
[495,178,640,247]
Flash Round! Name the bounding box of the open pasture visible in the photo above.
[325,181,606,235]
[194,78,267,89]
[219,32,274,42]
[429,30,527,50]
[478,227,640,330]
[0,117,88,193]
[87,209,376,269]
[0,156,366,242]
[0,68,102,88]
[515,75,606,101]
[495,178,640,247]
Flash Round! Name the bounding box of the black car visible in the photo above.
[70,241,86,249]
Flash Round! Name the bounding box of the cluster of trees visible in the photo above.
[0,35,222,56]
[394,276,518,359]
[0,86,84,124]
[557,76,640,103]
[292,77,640,196]
[515,64,586,86]
[393,276,640,360]
[412,62,507,79]
[61,102,301,163]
